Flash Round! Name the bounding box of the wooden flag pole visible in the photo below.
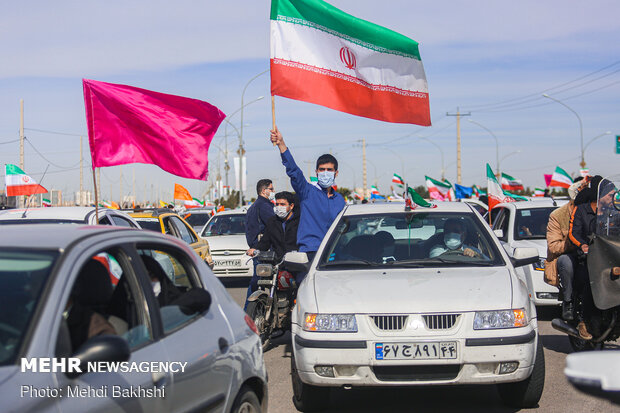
[92,167,100,224]
[271,95,276,146]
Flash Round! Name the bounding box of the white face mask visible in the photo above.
[151,281,161,297]
[317,171,335,188]
[267,191,276,201]
[274,205,289,219]
[444,232,463,250]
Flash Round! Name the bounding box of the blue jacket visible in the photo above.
[281,149,345,252]
[245,195,275,249]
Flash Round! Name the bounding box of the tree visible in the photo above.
[336,187,352,199]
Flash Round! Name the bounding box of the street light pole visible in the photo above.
[499,150,521,172]
[239,69,269,206]
[468,119,499,177]
[419,137,445,180]
[542,94,584,168]
[583,131,612,163]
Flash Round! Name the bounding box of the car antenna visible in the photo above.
[550,195,557,207]
[22,164,50,218]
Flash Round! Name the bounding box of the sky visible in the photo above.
[1,0,619,202]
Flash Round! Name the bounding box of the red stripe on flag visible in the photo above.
[6,184,47,196]
[549,179,571,189]
[271,60,431,126]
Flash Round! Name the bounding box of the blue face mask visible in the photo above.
[444,232,463,250]
[317,171,335,188]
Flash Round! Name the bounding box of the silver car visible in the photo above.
[0,206,140,228]
[0,225,267,412]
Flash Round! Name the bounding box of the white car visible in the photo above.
[490,199,568,306]
[182,207,215,233]
[0,206,140,227]
[285,202,543,410]
[200,209,253,277]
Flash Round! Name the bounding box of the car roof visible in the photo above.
[343,201,473,216]
[213,208,247,216]
[496,199,568,210]
[0,206,114,221]
[0,224,136,250]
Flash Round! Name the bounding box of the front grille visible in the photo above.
[422,314,460,330]
[370,315,408,331]
[373,365,461,382]
[211,249,246,256]
[213,268,250,275]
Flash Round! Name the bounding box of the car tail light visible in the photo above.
[245,314,259,335]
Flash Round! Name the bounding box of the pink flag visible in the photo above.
[83,79,225,180]
[544,174,553,187]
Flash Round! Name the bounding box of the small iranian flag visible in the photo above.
[270,0,430,125]
[487,164,511,210]
[533,188,545,197]
[407,186,433,208]
[184,198,204,208]
[500,173,524,191]
[392,173,405,188]
[5,164,47,196]
[42,198,51,207]
[425,175,451,201]
[371,185,380,195]
[579,168,590,177]
[549,166,573,188]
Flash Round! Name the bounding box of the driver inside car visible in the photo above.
[429,218,483,258]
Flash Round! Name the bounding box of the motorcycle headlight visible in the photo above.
[304,313,357,332]
[533,259,545,271]
[256,264,273,277]
[473,309,528,330]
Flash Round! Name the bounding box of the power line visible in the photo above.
[24,137,81,169]
[0,139,20,145]
[24,127,84,137]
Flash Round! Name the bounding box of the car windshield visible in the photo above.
[183,212,212,228]
[135,218,162,232]
[0,250,57,365]
[318,212,504,268]
[201,215,246,236]
[514,208,555,240]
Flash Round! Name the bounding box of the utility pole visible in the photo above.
[19,99,24,208]
[447,107,471,185]
[79,136,83,206]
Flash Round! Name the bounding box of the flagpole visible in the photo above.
[92,167,100,224]
[271,95,276,146]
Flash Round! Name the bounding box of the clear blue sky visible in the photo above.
[1,0,619,201]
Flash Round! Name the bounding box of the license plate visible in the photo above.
[375,342,457,360]
[214,259,241,267]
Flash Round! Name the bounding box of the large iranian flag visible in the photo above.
[549,166,573,188]
[500,172,524,191]
[270,0,430,125]
[5,164,47,196]
[487,164,511,210]
[425,176,451,201]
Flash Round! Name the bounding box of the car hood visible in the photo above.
[510,239,547,258]
[203,234,248,251]
[312,267,513,313]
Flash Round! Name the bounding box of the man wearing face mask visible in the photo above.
[429,218,482,258]
[244,179,276,308]
[270,126,345,272]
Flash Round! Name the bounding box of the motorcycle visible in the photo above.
[552,175,620,351]
[245,250,297,349]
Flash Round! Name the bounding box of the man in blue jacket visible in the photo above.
[270,126,345,278]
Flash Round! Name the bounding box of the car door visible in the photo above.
[53,244,172,413]
[134,244,234,412]
[168,215,212,265]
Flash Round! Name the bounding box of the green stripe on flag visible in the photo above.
[5,164,26,175]
[270,0,421,60]
[408,187,432,208]
[425,175,451,188]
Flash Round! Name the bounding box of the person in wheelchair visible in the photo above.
[429,218,483,258]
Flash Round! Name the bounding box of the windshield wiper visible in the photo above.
[321,259,381,268]
[388,258,495,267]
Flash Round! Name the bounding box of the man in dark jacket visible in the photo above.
[244,179,276,309]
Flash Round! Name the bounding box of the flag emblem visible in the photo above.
[340,46,356,70]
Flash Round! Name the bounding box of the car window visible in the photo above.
[169,216,197,244]
[56,248,153,357]
[201,214,246,236]
[135,217,163,233]
[0,249,57,366]
[319,212,504,268]
[137,248,207,335]
[183,212,212,228]
[514,208,555,240]
[492,208,509,241]
[112,215,138,228]
[98,216,112,225]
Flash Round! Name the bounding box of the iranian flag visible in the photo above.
[407,186,433,208]
[184,198,204,209]
[500,173,524,191]
[487,164,511,210]
[392,173,405,188]
[42,198,51,207]
[549,166,573,188]
[270,0,430,125]
[425,175,451,201]
[5,164,47,196]
[371,185,380,195]
[533,188,545,197]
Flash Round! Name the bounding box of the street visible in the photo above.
[222,279,619,413]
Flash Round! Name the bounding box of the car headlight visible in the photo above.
[473,309,528,330]
[304,313,357,332]
[533,258,545,271]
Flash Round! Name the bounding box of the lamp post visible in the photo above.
[583,131,612,163]
[499,150,521,173]
[542,93,585,168]
[239,69,269,206]
[419,137,445,180]
[468,119,499,177]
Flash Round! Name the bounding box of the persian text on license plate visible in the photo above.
[214,259,242,267]
[375,342,457,360]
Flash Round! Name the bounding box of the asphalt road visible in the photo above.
[221,279,619,413]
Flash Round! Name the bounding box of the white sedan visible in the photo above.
[490,199,568,306]
[286,202,544,411]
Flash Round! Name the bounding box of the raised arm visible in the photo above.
[270,126,309,197]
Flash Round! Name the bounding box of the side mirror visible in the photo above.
[284,251,310,273]
[493,229,504,238]
[565,352,620,405]
[511,247,539,268]
[67,335,130,378]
